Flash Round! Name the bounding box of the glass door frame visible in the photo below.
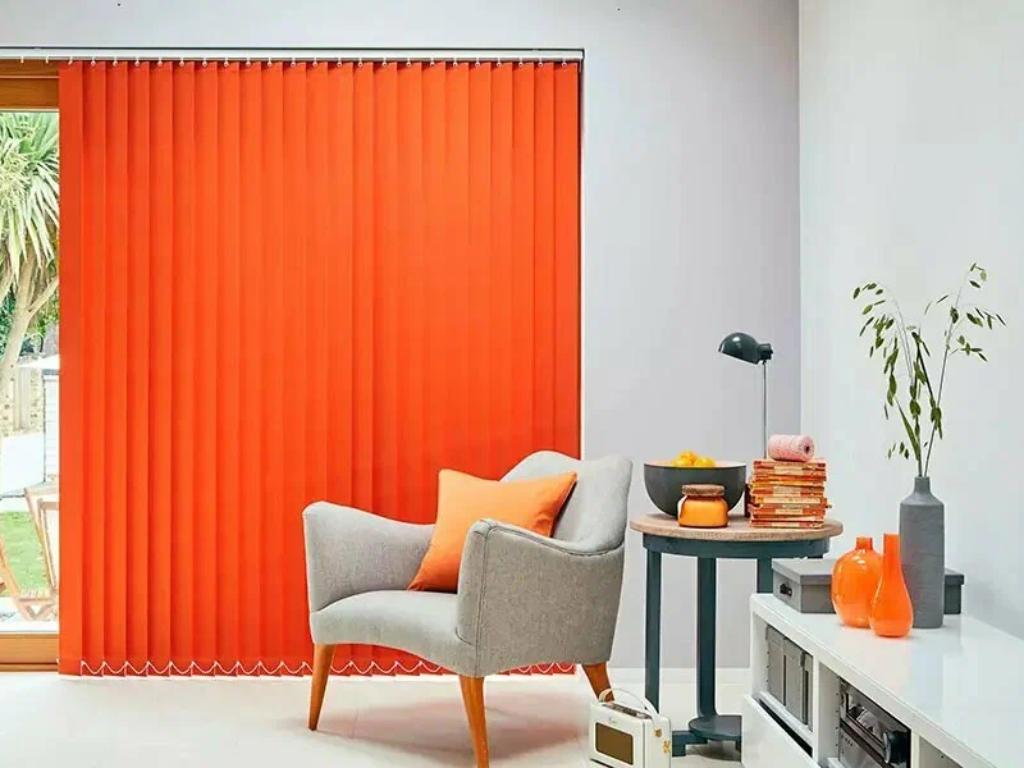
[0,60,59,670]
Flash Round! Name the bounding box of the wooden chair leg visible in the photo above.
[459,675,490,768]
[308,644,334,731]
[582,662,613,701]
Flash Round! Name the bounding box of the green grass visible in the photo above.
[0,511,48,595]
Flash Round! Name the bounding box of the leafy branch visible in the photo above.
[853,264,1004,477]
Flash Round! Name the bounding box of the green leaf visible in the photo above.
[884,348,898,374]
[853,286,861,299]
[896,406,922,462]
[930,406,943,438]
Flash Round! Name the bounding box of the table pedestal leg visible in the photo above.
[645,550,661,711]
[686,557,741,749]
[697,558,716,718]
[757,557,773,593]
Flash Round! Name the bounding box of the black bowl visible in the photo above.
[643,460,748,516]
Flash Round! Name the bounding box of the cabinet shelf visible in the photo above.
[756,689,813,748]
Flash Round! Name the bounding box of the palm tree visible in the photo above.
[0,112,59,428]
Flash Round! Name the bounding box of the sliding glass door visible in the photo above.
[0,62,59,669]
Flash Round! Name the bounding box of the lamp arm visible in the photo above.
[761,361,768,458]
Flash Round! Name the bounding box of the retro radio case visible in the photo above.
[588,689,672,768]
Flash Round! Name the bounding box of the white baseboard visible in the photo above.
[607,667,750,685]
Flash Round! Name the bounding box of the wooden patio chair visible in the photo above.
[24,483,58,598]
[0,533,56,622]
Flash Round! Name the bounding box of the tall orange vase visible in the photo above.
[870,533,914,638]
[832,536,883,628]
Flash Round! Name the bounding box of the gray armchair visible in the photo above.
[303,450,632,767]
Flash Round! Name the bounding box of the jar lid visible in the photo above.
[681,483,725,498]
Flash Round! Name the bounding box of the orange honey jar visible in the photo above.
[677,484,729,528]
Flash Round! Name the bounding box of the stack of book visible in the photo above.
[747,459,829,529]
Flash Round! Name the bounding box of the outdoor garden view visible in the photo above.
[0,110,60,627]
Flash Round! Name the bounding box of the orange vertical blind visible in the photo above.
[58,59,580,675]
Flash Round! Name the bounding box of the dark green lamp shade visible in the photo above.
[718,332,773,364]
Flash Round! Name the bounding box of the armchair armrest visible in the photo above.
[303,501,433,612]
[456,520,625,676]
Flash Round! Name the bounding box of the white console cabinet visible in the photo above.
[743,594,1022,768]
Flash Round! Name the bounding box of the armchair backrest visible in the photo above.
[501,451,632,552]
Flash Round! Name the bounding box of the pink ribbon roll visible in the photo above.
[767,434,816,462]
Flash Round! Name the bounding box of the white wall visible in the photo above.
[1,0,801,668]
[801,1,1024,638]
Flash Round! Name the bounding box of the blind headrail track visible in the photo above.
[0,47,584,65]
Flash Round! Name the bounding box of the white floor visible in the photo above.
[0,671,746,767]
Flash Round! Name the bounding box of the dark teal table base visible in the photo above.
[642,532,831,756]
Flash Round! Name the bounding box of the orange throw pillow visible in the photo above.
[408,469,577,592]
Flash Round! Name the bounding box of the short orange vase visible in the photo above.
[869,533,914,638]
[831,536,882,628]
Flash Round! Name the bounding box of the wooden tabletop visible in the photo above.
[630,512,843,542]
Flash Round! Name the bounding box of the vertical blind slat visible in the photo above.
[126,60,151,671]
[82,61,107,670]
[554,64,581,454]
[148,61,174,673]
[237,61,263,671]
[216,61,242,671]
[194,61,219,671]
[106,61,129,671]
[57,63,84,674]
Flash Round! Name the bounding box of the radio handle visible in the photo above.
[598,688,661,717]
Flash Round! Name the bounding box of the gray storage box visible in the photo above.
[766,625,785,703]
[772,558,965,615]
[944,569,965,614]
[764,625,814,727]
[772,559,834,613]
[782,636,813,724]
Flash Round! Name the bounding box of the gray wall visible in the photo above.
[801,0,1024,638]
[2,0,801,668]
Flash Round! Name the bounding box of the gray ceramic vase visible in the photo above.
[899,476,945,628]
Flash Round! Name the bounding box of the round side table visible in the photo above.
[629,512,843,755]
